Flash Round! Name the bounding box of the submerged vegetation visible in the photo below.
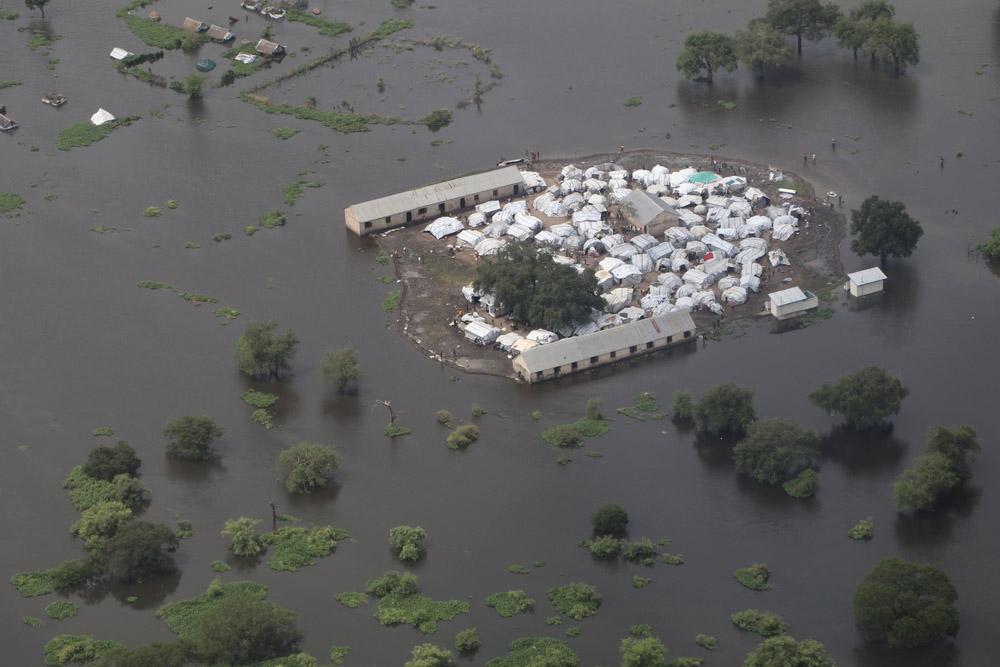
[547,582,602,620]
[731,609,786,637]
[116,1,206,51]
[56,116,140,151]
[0,192,26,215]
[366,570,469,634]
[485,590,534,617]
[849,517,874,541]
[734,564,771,591]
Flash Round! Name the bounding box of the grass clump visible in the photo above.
[421,108,453,130]
[23,615,43,626]
[244,225,259,236]
[210,561,230,573]
[366,570,470,634]
[260,525,349,572]
[618,392,667,420]
[730,609,786,637]
[0,192,25,215]
[56,117,139,151]
[329,646,351,664]
[241,389,279,409]
[283,180,321,206]
[454,627,480,654]
[136,280,176,291]
[43,635,122,666]
[624,96,642,107]
[287,10,351,37]
[718,99,737,110]
[546,616,562,626]
[11,570,58,597]
[632,575,652,589]
[662,553,685,565]
[251,408,273,429]
[849,517,874,541]
[547,582,601,620]
[116,5,206,51]
[565,626,581,637]
[783,468,820,498]
[157,579,267,641]
[242,94,403,134]
[214,307,240,320]
[385,423,413,438]
[488,637,577,666]
[381,290,401,311]
[0,80,21,88]
[533,560,546,568]
[372,18,414,38]
[183,241,201,250]
[446,423,479,450]
[506,564,529,575]
[470,403,487,418]
[375,250,390,264]
[541,424,581,447]
[695,634,717,650]
[734,564,771,591]
[45,601,78,620]
[143,206,161,218]
[259,209,286,229]
[485,590,534,617]
[273,127,301,140]
[93,427,115,438]
[336,592,367,608]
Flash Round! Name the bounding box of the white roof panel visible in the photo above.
[769,286,807,306]
[848,267,887,285]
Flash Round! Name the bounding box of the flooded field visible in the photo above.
[2,0,999,665]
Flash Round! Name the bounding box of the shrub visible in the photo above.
[222,517,265,557]
[421,109,453,130]
[547,583,601,620]
[82,442,141,481]
[278,442,338,494]
[734,564,771,591]
[336,592,366,608]
[92,643,189,667]
[507,564,530,574]
[892,452,960,511]
[404,643,453,667]
[193,591,301,664]
[848,517,874,541]
[620,635,667,667]
[436,410,452,424]
[241,389,279,408]
[694,384,755,436]
[695,634,717,650]
[320,348,361,392]
[743,635,835,667]
[978,228,1000,263]
[71,501,133,551]
[471,403,487,418]
[591,503,629,535]
[542,424,582,447]
[63,467,147,513]
[486,637,577,667]
[446,424,479,450]
[585,397,603,421]
[97,521,179,583]
[632,575,652,589]
[485,590,534,617]
[389,525,427,562]
[733,419,820,485]
[671,391,694,421]
[584,535,623,558]
[163,416,223,461]
[44,635,123,666]
[783,468,820,498]
[454,628,480,653]
[45,601,78,620]
[144,206,162,217]
[730,609,786,637]
[621,537,657,562]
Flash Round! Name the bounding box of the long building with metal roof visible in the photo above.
[344,166,525,236]
[512,310,696,383]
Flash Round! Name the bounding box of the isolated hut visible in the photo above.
[206,24,235,42]
[183,17,208,33]
[255,39,286,56]
[845,267,887,297]
[767,287,818,320]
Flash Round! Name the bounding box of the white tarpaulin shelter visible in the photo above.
[90,108,116,126]
[474,238,506,257]
[602,287,633,313]
[464,320,501,345]
[526,329,558,345]
[611,263,643,286]
[457,229,484,248]
[109,48,134,60]
[424,217,463,239]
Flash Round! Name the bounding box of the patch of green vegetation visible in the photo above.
[0,192,26,215]
[547,582,601,620]
[273,127,301,140]
[136,280,175,291]
[485,590,534,617]
[0,80,21,89]
[730,609,786,637]
[24,615,43,626]
[734,564,771,591]
[421,108,453,130]
[381,290,401,312]
[557,456,572,465]
[251,408,273,429]
[47,58,60,70]
[391,0,415,7]
[57,116,140,151]
[632,575,652,589]
[283,180,321,206]
[565,626,581,637]
[259,209,286,229]
[125,596,137,603]
[212,233,233,242]
[260,525,349,572]
[430,138,452,147]
[210,560,230,573]
[582,536,659,562]
[629,625,653,637]
[446,423,479,449]
[43,635,122,666]
[175,520,193,539]
[454,627,480,654]
[244,225,259,236]
[488,637,577,666]
[783,468,820,498]
[90,225,117,234]
[506,564,529,575]
[116,4,206,51]
[533,560,546,568]
[11,570,57,597]
[241,389,279,409]
[375,250,390,265]
[143,206,162,217]
[214,307,240,320]
[662,553,685,565]
[617,392,667,420]
[63,465,147,512]
[717,99,737,110]
[329,645,351,664]
[183,241,201,250]
[0,8,18,20]
[45,601,78,620]
[695,634,717,650]
[849,517,874,541]
[531,410,542,421]
[157,579,268,641]
[668,657,703,667]
[44,192,59,202]
[336,592,367,608]
[286,10,352,38]
[28,32,58,52]
[372,18,415,38]
[376,275,395,284]
[574,418,610,437]
[624,96,642,107]
[242,93,405,134]
[366,571,469,634]
[178,292,217,304]
[385,423,412,438]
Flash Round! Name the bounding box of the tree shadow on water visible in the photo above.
[852,641,959,667]
[164,455,225,484]
[76,571,181,610]
[893,485,981,549]
[820,424,907,477]
[692,432,737,470]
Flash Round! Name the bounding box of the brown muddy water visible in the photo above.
[1,0,999,665]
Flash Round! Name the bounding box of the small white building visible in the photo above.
[845,267,887,297]
[768,286,818,320]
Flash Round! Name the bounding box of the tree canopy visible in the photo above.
[71,501,134,552]
[405,643,454,667]
[620,635,669,667]
[163,416,223,461]
[236,321,299,379]
[24,0,50,18]
[591,503,629,536]
[926,426,980,479]
[742,635,836,667]
[222,517,265,557]
[389,525,428,562]
[277,442,338,494]
[834,0,896,58]
[977,228,1000,263]
[853,558,959,647]
[867,17,919,75]
[735,19,794,78]
[893,452,961,512]
[320,347,361,393]
[194,591,302,664]
[676,31,738,82]
[810,366,907,429]
[849,196,923,261]
[473,243,603,331]
[765,0,841,53]
[83,442,141,481]
[95,521,178,583]
[694,383,756,437]
[734,419,820,486]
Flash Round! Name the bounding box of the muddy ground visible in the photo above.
[377,149,846,379]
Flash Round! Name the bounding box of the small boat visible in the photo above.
[195,58,217,72]
[267,8,285,19]
[0,112,18,132]
[41,93,67,107]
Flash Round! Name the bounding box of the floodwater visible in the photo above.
[2,0,999,665]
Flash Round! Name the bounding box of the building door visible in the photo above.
[406,211,412,222]
[438,203,446,213]
[460,197,466,208]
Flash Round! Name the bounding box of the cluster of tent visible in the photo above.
[421,161,809,350]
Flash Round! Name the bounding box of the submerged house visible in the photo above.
[767,286,818,320]
[845,267,886,297]
[206,24,235,42]
[621,190,681,237]
[183,17,208,33]
[512,310,696,383]
[344,166,525,236]
[255,38,286,56]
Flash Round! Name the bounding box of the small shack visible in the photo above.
[845,267,886,297]
[256,39,286,56]
[767,286,818,320]
[206,24,235,42]
[621,190,680,237]
[183,17,208,33]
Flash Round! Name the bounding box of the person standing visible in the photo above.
[831,138,837,151]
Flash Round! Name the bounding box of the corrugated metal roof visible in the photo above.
[848,267,887,285]
[622,190,678,227]
[515,310,695,373]
[348,167,523,222]
[769,286,807,306]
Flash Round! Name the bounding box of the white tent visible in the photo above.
[90,108,116,126]
[475,238,507,257]
[424,217,463,239]
[109,48,134,61]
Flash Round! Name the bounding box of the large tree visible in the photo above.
[163,416,223,461]
[277,442,338,494]
[743,635,836,667]
[404,643,454,667]
[473,242,602,331]
[853,558,959,647]
[734,19,794,79]
[850,196,922,261]
[676,31,738,83]
[195,591,302,664]
[236,321,299,379]
[71,501,134,552]
[733,419,820,486]
[320,347,361,393]
[591,503,629,536]
[95,521,178,583]
[694,383,756,437]
[24,0,50,18]
[765,0,842,54]
[893,452,961,512]
[867,17,919,75]
[83,442,141,481]
[834,1,895,59]
[810,366,908,429]
[926,426,980,479]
